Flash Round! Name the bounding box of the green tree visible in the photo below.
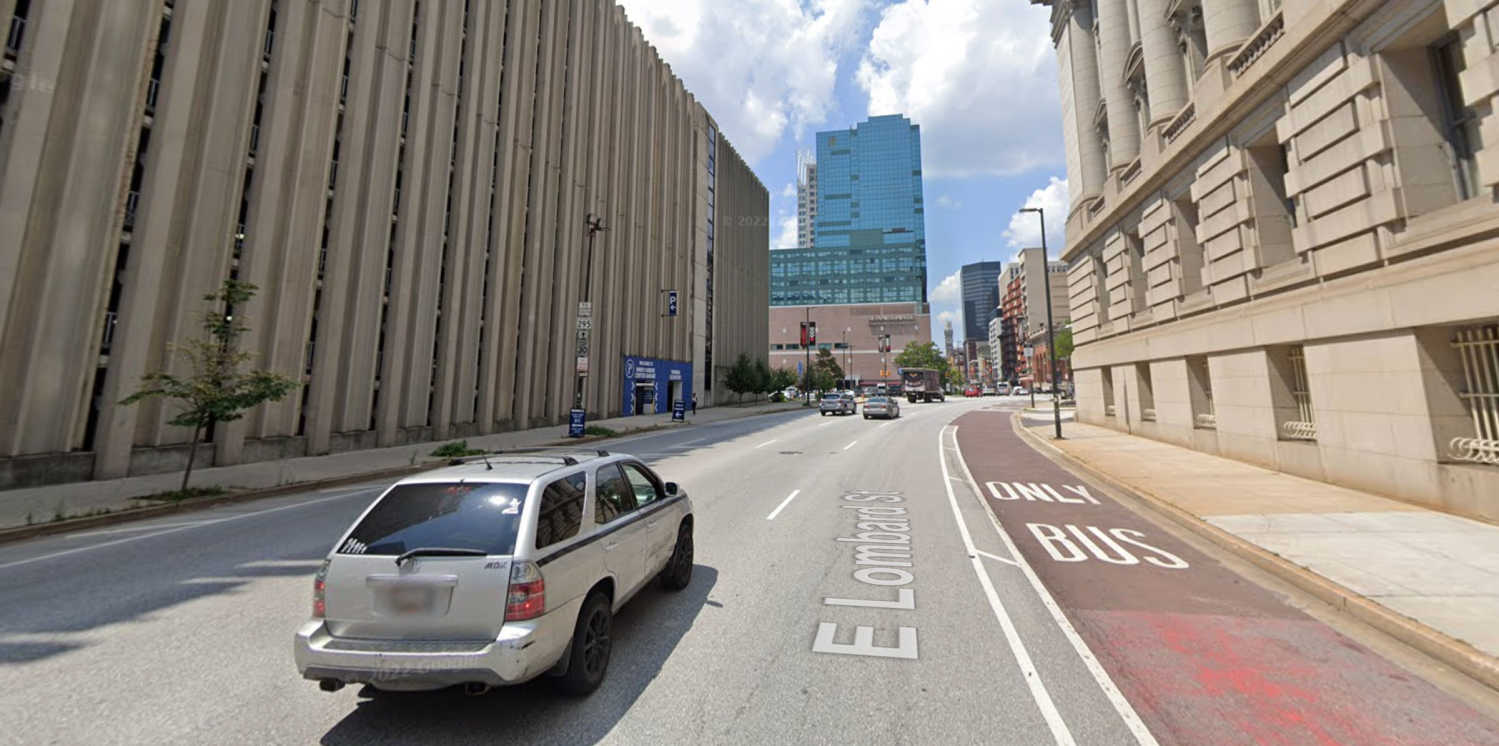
[1052,326,1074,361]
[893,341,949,379]
[945,365,965,391]
[770,367,798,392]
[812,348,844,385]
[120,279,298,492]
[724,353,758,402]
[753,358,773,397]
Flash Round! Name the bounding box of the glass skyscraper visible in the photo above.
[771,114,926,306]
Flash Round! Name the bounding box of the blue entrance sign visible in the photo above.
[672,399,686,422]
[568,408,586,438]
[622,355,693,416]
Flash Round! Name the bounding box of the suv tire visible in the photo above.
[557,592,612,696]
[659,524,693,591]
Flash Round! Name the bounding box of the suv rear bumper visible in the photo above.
[293,598,580,690]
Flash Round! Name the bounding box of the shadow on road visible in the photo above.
[319,564,719,746]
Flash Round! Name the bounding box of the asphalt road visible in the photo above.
[2,397,1497,744]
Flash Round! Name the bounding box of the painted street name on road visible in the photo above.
[812,490,919,660]
[987,480,1189,570]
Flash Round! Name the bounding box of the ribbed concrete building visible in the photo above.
[0,0,768,488]
[1038,0,1499,521]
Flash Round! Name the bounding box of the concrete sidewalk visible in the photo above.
[0,400,805,531]
[1018,419,1499,673]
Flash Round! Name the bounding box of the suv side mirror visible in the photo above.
[664,481,679,496]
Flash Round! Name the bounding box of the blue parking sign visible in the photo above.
[568,408,586,438]
[667,290,678,317]
[672,399,686,422]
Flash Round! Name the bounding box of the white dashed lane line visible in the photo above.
[765,489,803,521]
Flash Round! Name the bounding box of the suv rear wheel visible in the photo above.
[659,524,693,590]
[557,592,612,696]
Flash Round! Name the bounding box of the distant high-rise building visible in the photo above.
[770,114,927,306]
[943,319,954,358]
[960,261,1005,342]
[795,149,817,249]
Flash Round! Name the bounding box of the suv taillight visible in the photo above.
[505,561,545,621]
[312,558,330,618]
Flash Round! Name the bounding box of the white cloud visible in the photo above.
[772,215,798,250]
[929,270,962,304]
[781,182,797,199]
[618,0,871,164]
[936,310,958,325]
[857,0,1060,179]
[934,194,961,210]
[1002,176,1068,253]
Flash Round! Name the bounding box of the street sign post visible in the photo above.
[576,301,592,375]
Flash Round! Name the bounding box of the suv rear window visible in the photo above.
[340,482,529,556]
[822,393,841,400]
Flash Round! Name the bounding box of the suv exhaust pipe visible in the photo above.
[463,682,492,696]
[318,679,346,693]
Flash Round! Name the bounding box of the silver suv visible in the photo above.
[293,450,694,696]
[819,391,856,416]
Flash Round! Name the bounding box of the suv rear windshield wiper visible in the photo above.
[394,547,488,566]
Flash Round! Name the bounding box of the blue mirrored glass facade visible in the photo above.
[771,114,926,306]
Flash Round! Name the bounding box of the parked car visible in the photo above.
[996,383,1011,396]
[981,386,996,396]
[819,391,857,416]
[294,450,694,697]
[862,395,901,420]
[964,386,981,397]
[1013,386,1029,396]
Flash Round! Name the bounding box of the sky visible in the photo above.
[616,0,1070,345]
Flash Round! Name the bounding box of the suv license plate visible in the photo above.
[390,586,433,615]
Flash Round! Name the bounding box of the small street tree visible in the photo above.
[1052,326,1074,362]
[724,353,758,402]
[753,358,773,398]
[812,348,844,386]
[770,367,798,393]
[120,279,298,492]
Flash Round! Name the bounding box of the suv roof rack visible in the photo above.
[447,450,582,467]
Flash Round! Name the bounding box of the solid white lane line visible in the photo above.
[765,489,802,521]
[975,549,1020,567]
[935,427,1075,745]
[0,489,380,571]
[947,425,1159,746]
[754,439,778,449]
[67,520,210,538]
[843,440,858,451]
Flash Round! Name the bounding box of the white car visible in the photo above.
[294,450,694,697]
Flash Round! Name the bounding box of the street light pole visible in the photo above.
[804,306,813,403]
[1020,206,1062,439]
[575,213,607,411]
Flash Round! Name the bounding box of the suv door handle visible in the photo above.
[646,520,658,530]
[603,542,620,551]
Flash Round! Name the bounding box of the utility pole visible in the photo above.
[574,213,608,412]
[1019,206,1062,439]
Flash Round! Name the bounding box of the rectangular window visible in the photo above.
[1101,367,1116,417]
[595,464,638,524]
[1269,345,1316,440]
[341,482,528,556]
[1136,363,1155,421]
[1451,324,1499,464]
[1432,36,1482,200]
[535,473,586,549]
[1188,355,1215,428]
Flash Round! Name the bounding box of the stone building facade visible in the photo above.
[0,0,767,487]
[1038,0,1499,521]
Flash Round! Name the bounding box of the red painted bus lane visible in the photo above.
[954,410,1499,746]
